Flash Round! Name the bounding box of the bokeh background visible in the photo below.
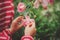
[12,0,60,40]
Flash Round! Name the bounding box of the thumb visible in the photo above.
[13,16,24,23]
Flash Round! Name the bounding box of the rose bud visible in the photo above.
[22,16,34,27]
[49,0,54,5]
[17,2,26,12]
[22,16,31,27]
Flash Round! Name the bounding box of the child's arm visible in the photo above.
[9,16,24,34]
[24,21,36,36]
[21,20,36,40]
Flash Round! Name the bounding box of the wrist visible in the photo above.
[21,35,34,40]
[9,28,15,34]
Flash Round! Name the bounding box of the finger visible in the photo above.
[25,19,35,27]
[32,21,35,27]
[15,16,24,22]
[31,28,36,37]
[26,24,30,27]
[27,19,35,27]
[30,20,35,27]
[18,23,23,28]
[13,16,24,23]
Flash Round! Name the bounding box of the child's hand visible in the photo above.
[9,16,24,34]
[24,20,36,36]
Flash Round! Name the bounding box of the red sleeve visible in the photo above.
[21,35,34,40]
[4,29,11,35]
[0,0,14,31]
[0,0,13,2]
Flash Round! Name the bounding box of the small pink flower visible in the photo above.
[22,16,34,27]
[22,16,30,26]
[48,0,54,5]
[17,2,26,12]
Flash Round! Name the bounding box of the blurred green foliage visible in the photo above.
[13,0,60,40]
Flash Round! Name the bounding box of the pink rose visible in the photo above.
[22,16,34,27]
[17,2,26,12]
